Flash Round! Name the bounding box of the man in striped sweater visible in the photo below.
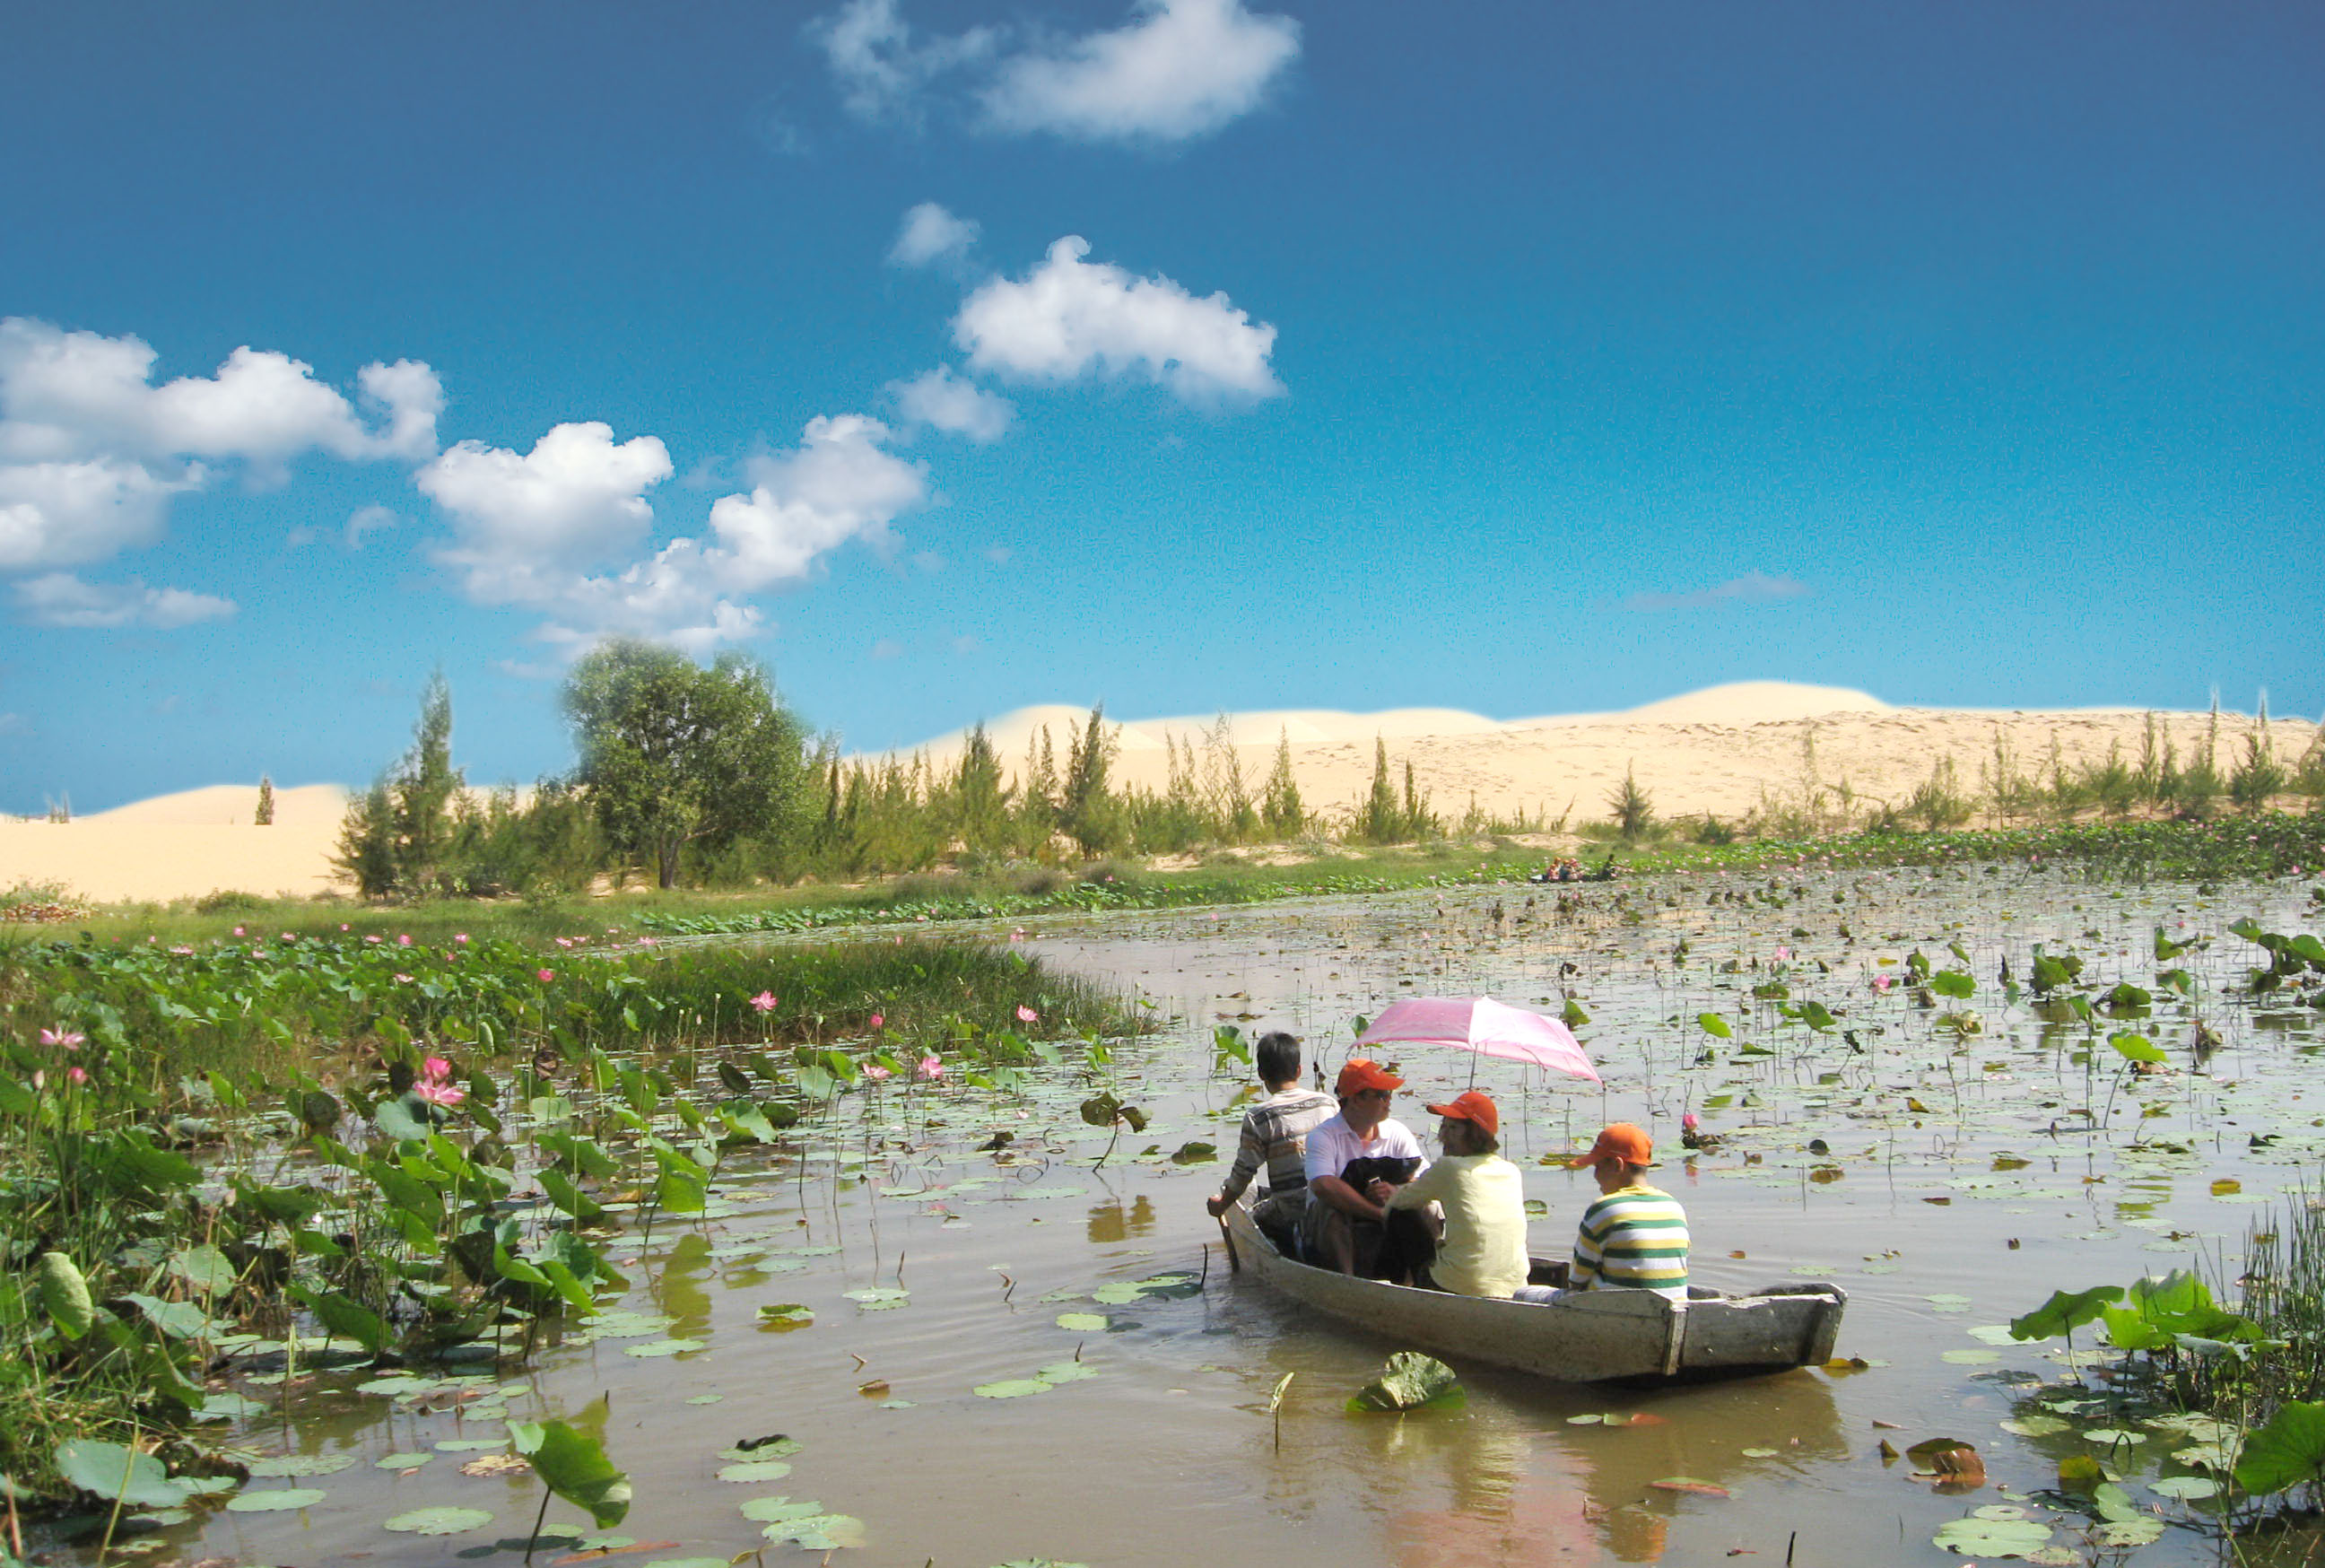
[1518,1122,1689,1302]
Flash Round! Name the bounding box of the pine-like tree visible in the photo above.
[1061,702,1119,856]
[255,775,275,825]
[1260,727,1304,839]
[1358,736,1402,843]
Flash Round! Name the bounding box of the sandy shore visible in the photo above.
[5,684,2313,905]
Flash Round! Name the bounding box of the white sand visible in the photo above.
[5,684,2313,905]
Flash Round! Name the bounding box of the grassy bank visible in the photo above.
[8,813,2322,955]
[0,931,1139,1511]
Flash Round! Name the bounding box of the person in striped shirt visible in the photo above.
[1540,1122,1689,1302]
[1206,1032,1335,1241]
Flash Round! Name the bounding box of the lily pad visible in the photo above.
[975,1379,1052,1398]
[1055,1313,1109,1332]
[718,1460,795,1483]
[376,1450,434,1468]
[225,1488,327,1511]
[1931,1515,2053,1556]
[844,1287,910,1311]
[623,1338,704,1357]
[248,1452,359,1477]
[383,1505,496,1535]
[2149,1475,2220,1500]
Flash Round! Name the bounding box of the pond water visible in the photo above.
[105,865,2325,1568]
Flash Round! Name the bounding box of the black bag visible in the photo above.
[1339,1154,1421,1190]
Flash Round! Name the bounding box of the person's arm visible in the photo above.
[1308,1172,1382,1221]
[1382,1157,1453,1212]
[1207,1111,1268,1216]
[1568,1199,1607,1289]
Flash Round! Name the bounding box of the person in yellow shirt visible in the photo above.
[1371,1090,1531,1298]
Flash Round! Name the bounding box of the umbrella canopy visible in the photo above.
[1355,997,1599,1082]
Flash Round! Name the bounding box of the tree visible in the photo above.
[1358,736,1404,844]
[1060,702,1121,856]
[1606,763,1656,843]
[331,672,464,898]
[1260,727,1304,839]
[254,776,274,825]
[563,641,812,889]
[951,721,1012,853]
[394,672,462,889]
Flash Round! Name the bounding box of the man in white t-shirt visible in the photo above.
[1298,1058,1429,1276]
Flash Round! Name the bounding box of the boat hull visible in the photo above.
[1223,1201,1845,1384]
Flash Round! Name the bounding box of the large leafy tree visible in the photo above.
[562,641,812,888]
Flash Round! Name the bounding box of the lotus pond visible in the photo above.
[13,860,2325,1568]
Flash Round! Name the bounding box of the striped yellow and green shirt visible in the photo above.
[1570,1183,1689,1300]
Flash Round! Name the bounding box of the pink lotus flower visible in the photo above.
[1016,1005,1039,1024]
[1873,973,1894,994]
[422,1055,452,1079]
[864,1065,893,1082]
[282,932,295,942]
[916,1055,944,1082]
[394,972,414,984]
[170,945,193,955]
[232,926,246,936]
[1682,1111,1700,1132]
[637,936,656,946]
[536,968,555,983]
[341,923,352,931]
[455,933,469,945]
[750,991,778,1013]
[414,1077,465,1107]
[67,1066,88,1085]
[1774,945,1792,962]
[397,934,414,947]
[365,934,382,945]
[869,1013,884,1030]
[555,936,573,948]
[39,1028,85,1050]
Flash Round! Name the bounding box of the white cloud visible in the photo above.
[0,457,197,571]
[891,365,1014,441]
[982,0,1299,143]
[344,503,398,549]
[811,0,1295,144]
[954,235,1281,403]
[13,571,236,630]
[1623,572,1813,613]
[809,0,995,125]
[0,318,440,578]
[417,422,674,604]
[420,414,927,656]
[889,202,980,268]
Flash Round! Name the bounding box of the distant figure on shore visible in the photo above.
[1207,1032,1335,1250]
[1299,1059,1428,1276]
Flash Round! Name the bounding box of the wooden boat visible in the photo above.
[1222,1200,1846,1385]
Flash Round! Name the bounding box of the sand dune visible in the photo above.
[4,684,2315,905]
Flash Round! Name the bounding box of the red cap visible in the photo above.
[1569,1122,1654,1168]
[1336,1058,1405,1098]
[1424,1090,1499,1139]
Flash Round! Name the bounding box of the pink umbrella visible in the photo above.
[1355,997,1599,1082]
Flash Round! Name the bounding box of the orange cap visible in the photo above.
[1569,1121,1654,1168]
[1424,1090,1499,1139]
[1336,1058,1405,1098]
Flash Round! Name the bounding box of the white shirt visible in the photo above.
[1302,1112,1428,1189]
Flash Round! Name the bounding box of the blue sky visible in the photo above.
[3,0,2319,811]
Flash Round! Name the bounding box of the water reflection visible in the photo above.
[1089,1195,1158,1243]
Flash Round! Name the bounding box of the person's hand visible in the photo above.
[1205,1193,1230,1217]
[1366,1178,1396,1204]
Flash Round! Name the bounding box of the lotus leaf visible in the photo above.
[383,1505,495,1534]
[509,1418,631,1530]
[1348,1352,1464,1413]
[1930,1515,2053,1556]
[226,1487,327,1511]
